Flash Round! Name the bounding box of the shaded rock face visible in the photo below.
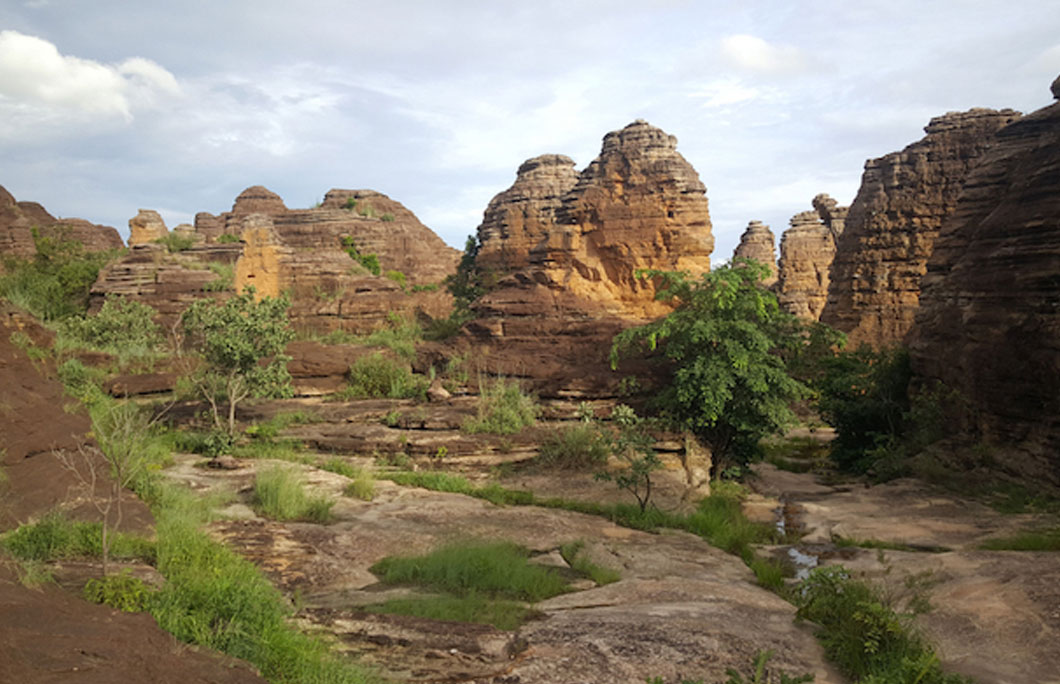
[128,209,168,246]
[776,209,838,320]
[0,185,123,263]
[732,220,777,285]
[822,108,1020,347]
[910,97,1060,484]
[459,121,713,397]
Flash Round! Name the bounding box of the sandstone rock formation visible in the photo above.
[732,220,778,285]
[455,120,714,396]
[910,93,1060,483]
[128,209,169,246]
[775,209,837,320]
[0,184,123,264]
[93,186,459,334]
[812,193,848,240]
[475,119,714,321]
[822,108,1020,347]
[476,154,579,271]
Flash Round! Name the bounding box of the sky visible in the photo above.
[1,1,1058,261]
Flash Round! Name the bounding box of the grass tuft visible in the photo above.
[364,595,535,631]
[462,378,538,435]
[253,465,335,523]
[536,423,609,469]
[978,528,1060,551]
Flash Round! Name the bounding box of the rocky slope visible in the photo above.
[821,108,1020,347]
[454,120,714,397]
[0,185,123,265]
[731,220,778,285]
[910,89,1060,483]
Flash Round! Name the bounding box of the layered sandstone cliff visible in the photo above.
[732,220,778,285]
[92,186,459,332]
[0,185,123,264]
[910,92,1060,483]
[775,205,842,320]
[821,109,1020,347]
[476,119,714,322]
[448,120,714,397]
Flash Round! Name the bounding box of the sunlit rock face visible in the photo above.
[732,220,778,286]
[821,108,1020,348]
[910,91,1060,484]
[128,209,168,246]
[776,209,838,321]
[453,120,714,397]
[92,186,459,332]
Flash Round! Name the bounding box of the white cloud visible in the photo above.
[720,34,808,76]
[690,78,760,108]
[0,30,178,121]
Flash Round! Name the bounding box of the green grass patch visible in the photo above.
[154,233,195,252]
[216,233,241,244]
[462,378,538,435]
[337,352,427,400]
[795,566,971,683]
[364,595,535,631]
[320,458,376,501]
[978,528,1060,551]
[202,262,234,292]
[253,465,335,523]
[536,423,609,470]
[371,540,569,602]
[1,512,156,563]
[834,537,951,553]
[559,541,620,585]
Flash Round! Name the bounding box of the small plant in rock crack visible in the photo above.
[594,404,661,512]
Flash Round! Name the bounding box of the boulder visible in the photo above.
[128,209,168,246]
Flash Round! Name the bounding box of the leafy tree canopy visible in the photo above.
[610,260,814,469]
[180,289,294,435]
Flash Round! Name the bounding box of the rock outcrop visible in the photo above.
[476,154,579,271]
[775,209,838,320]
[128,209,169,246]
[732,220,778,285]
[910,91,1060,483]
[0,185,123,264]
[475,119,714,321]
[446,120,714,397]
[93,186,459,334]
[822,108,1020,347]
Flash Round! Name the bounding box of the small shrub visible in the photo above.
[410,283,439,293]
[59,297,162,355]
[384,269,407,290]
[462,378,538,435]
[57,358,108,406]
[83,571,153,612]
[253,465,335,523]
[795,566,971,683]
[341,353,426,399]
[537,423,609,469]
[1,513,155,563]
[215,233,241,244]
[355,312,422,360]
[593,405,661,512]
[341,236,381,276]
[154,233,195,252]
[344,197,358,211]
[380,213,395,222]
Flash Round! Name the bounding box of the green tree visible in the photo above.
[180,289,294,435]
[444,235,486,316]
[594,404,661,511]
[610,261,811,470]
